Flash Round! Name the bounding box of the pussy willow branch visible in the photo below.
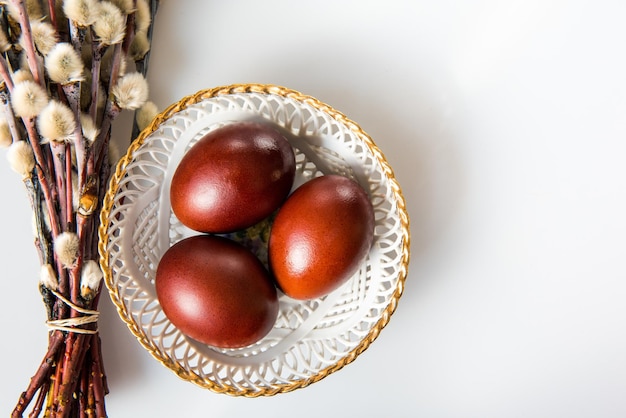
[131,0,160,140]
[11,0,42,85]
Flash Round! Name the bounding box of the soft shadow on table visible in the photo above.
[248,44,468,304]
[98,291,146,388]
[323,91,465,306]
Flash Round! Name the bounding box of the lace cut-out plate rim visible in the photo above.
[98,84,410,397]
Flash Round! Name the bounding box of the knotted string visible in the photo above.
[46,289,99,335]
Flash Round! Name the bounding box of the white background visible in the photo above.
[2,1,626,417]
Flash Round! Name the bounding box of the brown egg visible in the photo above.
[170,121,295,233]
[268,175,375,300]
[155,235,278,348]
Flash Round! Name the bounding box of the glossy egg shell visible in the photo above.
[155,235,279,348]
[268,174,375,300]
[170,121,296,233]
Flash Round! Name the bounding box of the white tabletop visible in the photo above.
[2,1,626,417]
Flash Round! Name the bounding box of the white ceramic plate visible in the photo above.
[99,84,410,396]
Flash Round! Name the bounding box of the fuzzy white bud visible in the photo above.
[0,27,10,53]
[0,117,12,147]
[93,2,126,46]
[79,113,99,144]
[63,0,98,27]
[40,264,59,291]
[12,69,34,84]
[54,232,80,269]
[25,0,43,18]
[2,3,19,21]
[12,80,49,118]
[129,30,150,61]
[7,141,35,177]
[111,72,148,110]
[29,20,59,56]
[37,100,76,143]
[108,139,121,166]
[4,0,43,20]
[108,0,134,15]
[135,0,151,33]
[80,260,103,299]
[45,42,84,85]
[135,100,158,131]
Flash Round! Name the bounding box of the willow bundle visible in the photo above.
[0,0,160,416]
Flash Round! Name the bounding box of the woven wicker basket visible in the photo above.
[98,84,410,396]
